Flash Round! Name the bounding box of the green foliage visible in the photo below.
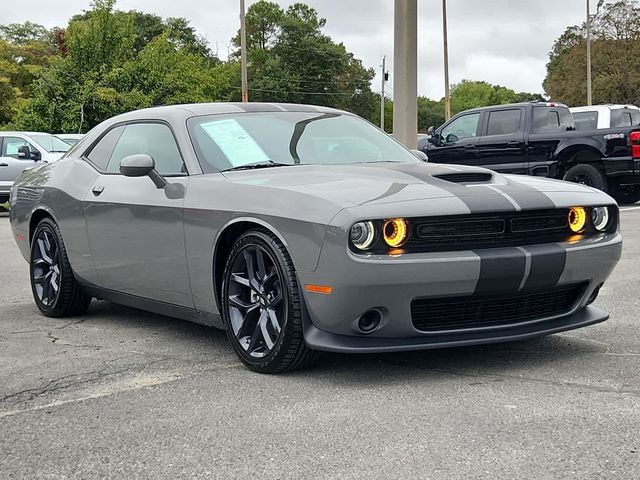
[450,80,544,114]
[544,1,640,106]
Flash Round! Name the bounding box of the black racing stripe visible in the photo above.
[490,177,557,210]
[378,163,518,213]
[473,248,526,294]
[521,244,566,291]
[363,182,409,204]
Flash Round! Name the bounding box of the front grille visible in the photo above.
[404,209,570,252]
[434,172,493,183]
[411,283,585,332]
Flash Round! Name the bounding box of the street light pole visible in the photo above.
[392,0,418,148]
[240,0,249,103]
[442,0,451,121]
[586,0,592,106]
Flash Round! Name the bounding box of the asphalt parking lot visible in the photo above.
[1,208,639,479]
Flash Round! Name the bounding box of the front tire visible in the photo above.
[221,229,317,373]
[30,218,92,317]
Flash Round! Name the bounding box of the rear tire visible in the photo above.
[563,164,608,192]
[221,229,317,373]
[30,218,92,317]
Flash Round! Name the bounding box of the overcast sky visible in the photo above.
[1,0,588,99]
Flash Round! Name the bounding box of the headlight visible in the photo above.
[350,221,376,250]
[382,218,408,247]
[591,206,609,231]
[568,207,587,233]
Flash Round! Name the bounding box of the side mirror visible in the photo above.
[120,154,167,189]
[17,145,30,159]
[427,126,435,136]
[410,149,428,162]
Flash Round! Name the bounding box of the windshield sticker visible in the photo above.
[200,119,270,167]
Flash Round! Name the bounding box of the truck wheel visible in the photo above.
[563,164,607,192]
[612,188,640,205]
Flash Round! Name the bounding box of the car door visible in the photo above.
[527,107,570,177]
[427,112,481,166]
[0,136,41,184]
[82,122,193,307]
[477,107,526,174]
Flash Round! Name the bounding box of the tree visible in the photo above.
[449,80,543,115]
[544,1,640,106]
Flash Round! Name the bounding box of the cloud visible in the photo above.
[2,0,587,98]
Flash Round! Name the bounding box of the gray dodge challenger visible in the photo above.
[9,103,622,373]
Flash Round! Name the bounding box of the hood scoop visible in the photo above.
[434,172,493,184]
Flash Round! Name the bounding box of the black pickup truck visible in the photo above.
[421,101,640,204]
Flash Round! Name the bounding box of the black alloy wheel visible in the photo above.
[32,226,61,308]
[221,229,317,373]
[30,218,91,317]
[227,244,284,358]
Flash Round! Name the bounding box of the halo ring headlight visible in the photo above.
[350,221,376,250]
[383,218,408,248]
[591,206,610,231]
[568,207,588,233]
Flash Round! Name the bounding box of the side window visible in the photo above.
[486,109,522,136]
[533,108,563,133]
[572,111,598,130]
[440,113,480,143]
[105,123,185,175]
[621,112,632,127]
[1,137,37,160]
[85,126,125,171]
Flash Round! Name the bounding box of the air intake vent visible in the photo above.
[434,172,492,183]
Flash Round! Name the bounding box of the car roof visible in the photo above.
[570,104,640,112]
[105,102,349,125]
[0,131,51,136]
[458,102,567,115]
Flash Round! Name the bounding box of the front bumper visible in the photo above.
[298,228,622,353]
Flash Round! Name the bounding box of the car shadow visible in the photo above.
[72,300,607,385]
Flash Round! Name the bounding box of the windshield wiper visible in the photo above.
[222,161,291,172]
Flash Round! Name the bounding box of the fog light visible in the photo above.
[591,206,609,231]
[568,207,587,233]
[383,218,408,247]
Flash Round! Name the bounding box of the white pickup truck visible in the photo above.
[0,132,71,205]
[570,104,640,130]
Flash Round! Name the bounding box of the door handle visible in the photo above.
[463,144,476,149]
[0,163,8,167]
[507,141,522,147]
[92,185,105,196]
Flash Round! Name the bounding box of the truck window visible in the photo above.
[440,113,480,143]
[486,109,522,136]
[611,110,633,127]
[573,111,598,130]
[533,107,574,133]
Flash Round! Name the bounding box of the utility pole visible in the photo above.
[240,0,249,103]
[442,0,451,121]
[380,55,386,131]
[586,0,592,106]
[392,0,418,148]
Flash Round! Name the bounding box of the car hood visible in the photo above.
[221,162,613,211]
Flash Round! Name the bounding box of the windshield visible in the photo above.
[30,134,72,153]
[187,112,419,173]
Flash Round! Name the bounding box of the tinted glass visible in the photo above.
[86,126,125,171]
[532,108,573,133]
[631,109,640,125]
[188,112,418,173]
[573,111,598,130]
[1,137,36,160]
[486,109,522,136]
[440,113,480,142]
[613,111,633,127]
[106,123,184,175]
[29,134,71,153]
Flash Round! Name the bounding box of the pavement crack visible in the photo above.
[47,332,59,343]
